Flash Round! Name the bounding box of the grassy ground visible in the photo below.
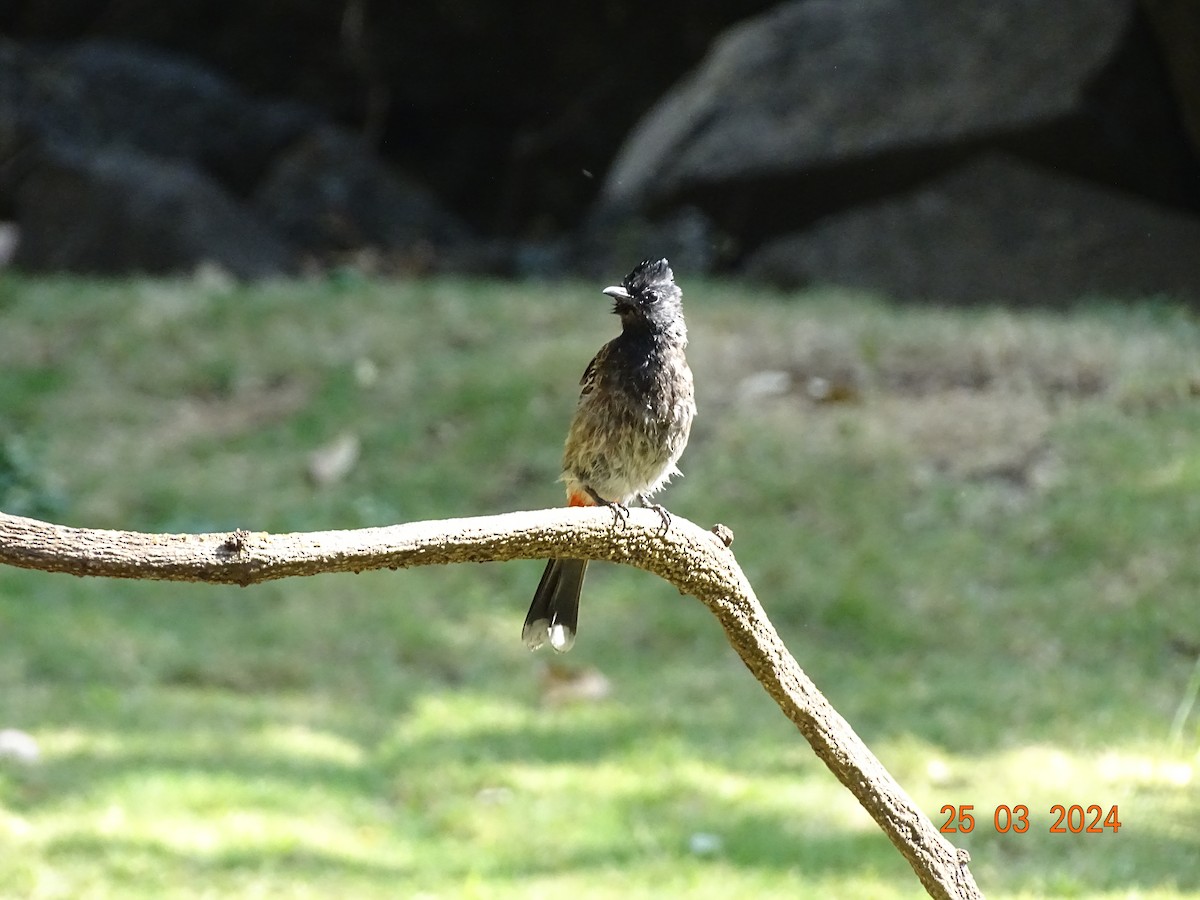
[1,270,1199,898]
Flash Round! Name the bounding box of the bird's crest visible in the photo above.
[623,258,674,295]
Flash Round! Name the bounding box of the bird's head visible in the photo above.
[602,258,685,337]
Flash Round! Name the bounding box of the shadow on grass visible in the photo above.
[42,833,413,884]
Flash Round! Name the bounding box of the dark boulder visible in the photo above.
[744,154,1200,305]
[1,38,472,276]
[12,145,295,278]
[599,0,1196,253]
[2,3,780,240]
[252,125,470,267]
[3,39,315,195]
[1141,0,1200,159]
[3,3,1199,295]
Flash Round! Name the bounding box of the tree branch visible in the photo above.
[0,508,982,898]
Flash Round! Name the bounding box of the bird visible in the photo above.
[523,258,696,652]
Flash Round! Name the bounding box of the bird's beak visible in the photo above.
[602,285,632,301]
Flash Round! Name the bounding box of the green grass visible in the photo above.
[1,270,1199,897]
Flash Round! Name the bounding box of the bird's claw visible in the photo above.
[587,488,631,529]
[639,494,672,534]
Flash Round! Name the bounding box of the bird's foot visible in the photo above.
[638,494,672,534]
[586,487,631,528]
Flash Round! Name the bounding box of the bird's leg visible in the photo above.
[638,493,672,534]
[585,487,630,528]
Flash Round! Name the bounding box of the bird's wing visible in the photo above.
[578,341,611,398]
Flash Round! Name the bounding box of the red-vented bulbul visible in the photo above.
[523,258,696,652]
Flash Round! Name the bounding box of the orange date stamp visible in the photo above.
[938,804,1121,834]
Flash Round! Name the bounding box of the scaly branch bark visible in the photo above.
[0,508,982,899]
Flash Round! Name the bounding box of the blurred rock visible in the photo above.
[12,145,295,278]
[253,124,470,267]
[0,38,471,276]
[306,432,361,487]
[2,3,1199,297]
[0,728,40,765]
[485,204,723,281]
[9,39,316,194]
[603,0,1124,203]
[744,154,1200,304]
[538,662,612,706]
[688,832,724,857]
[738,370,792,402]
[3,3,773,242]
[571,203,723,280]
[0,222,18,267]
[600,0,1197,254]
[1141,0,1200,158]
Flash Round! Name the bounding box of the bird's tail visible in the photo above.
[522,558,588,652]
